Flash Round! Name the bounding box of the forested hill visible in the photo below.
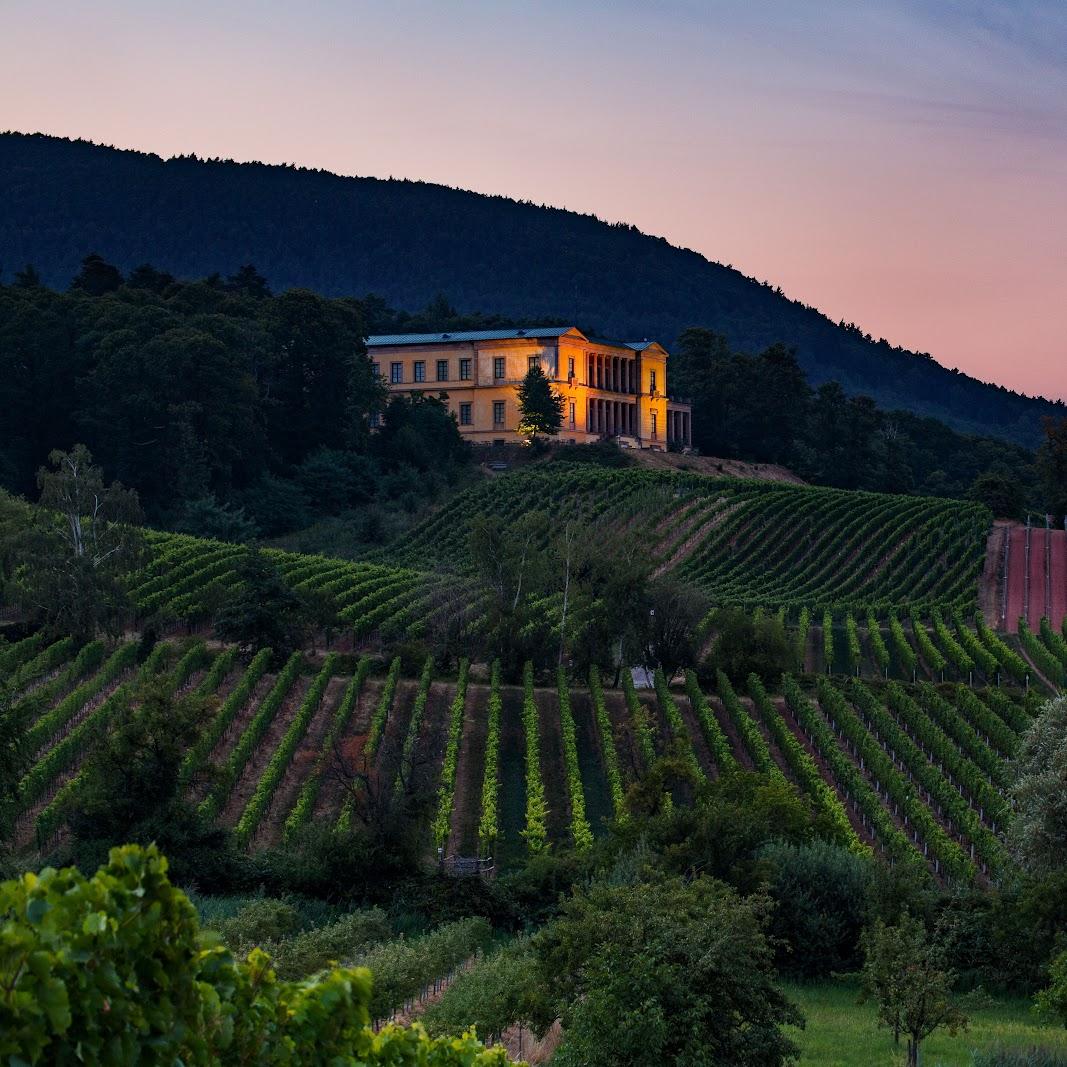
[1,131,1062,445]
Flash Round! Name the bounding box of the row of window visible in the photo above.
[372,354,580,385]
[457,400,577,429]
[372,358,476,384]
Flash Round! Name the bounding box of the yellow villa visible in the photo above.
[367,326,692,449]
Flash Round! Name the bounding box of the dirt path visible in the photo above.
[628,449,805,484]
[1017,644,1060,698]
[255,675,348,847]
[533,687,570,845]
[218,675,313,828]
[602,687,642,783]
[447,683,490,858]
[708,695,754,769]
[497,1020,563,1064]
[979,523,1009,628]
[674,694,717,779]
[313,678,382,821]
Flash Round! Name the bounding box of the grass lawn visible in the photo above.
[785,982,1067,1066]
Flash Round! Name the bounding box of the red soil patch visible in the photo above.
[999,523,1067,635]
[1004,525,1027,632]
[1027,527,1047,626]
[1052,530,1067,633]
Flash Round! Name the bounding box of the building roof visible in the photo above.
[587,337,661,352]
[366,327,576,347]
[366,327,667,353]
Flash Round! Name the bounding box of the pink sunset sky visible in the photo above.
[4,0,1066,400]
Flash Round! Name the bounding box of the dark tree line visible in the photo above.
[3,257,1063,540]
[671,327,1057,515]
[2,131,1064,447]
[0,257,470,543]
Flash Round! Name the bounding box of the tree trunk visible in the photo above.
[907,1036,919,1066]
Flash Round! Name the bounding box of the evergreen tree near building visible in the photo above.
[517,365,565,438]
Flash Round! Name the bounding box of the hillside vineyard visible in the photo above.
[92,470,993,628]
[6,626,1049,883]
[7,468,1066,886]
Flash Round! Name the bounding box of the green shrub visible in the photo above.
[265,909,394,980]
[758,839,874,978]
[208,897,302,948]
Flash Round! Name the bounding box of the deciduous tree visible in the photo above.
[638,577,707,682]
[861,914,967,1066]
[1009,696,1067,875]
[8,445,144,638]
[1038,417,1067,520]
[214,548,310,658]
[532,876,802,1066]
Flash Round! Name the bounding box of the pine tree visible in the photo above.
[517,365,565,438]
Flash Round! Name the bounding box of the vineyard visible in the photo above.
[123,470,995,653]
[2,625,1049,889]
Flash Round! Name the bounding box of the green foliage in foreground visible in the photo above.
[0,844,511,1065]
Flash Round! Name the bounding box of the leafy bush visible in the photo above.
[0,844,507,1065]
[758,839,874,978]
[207,896,302,947]
[423,937,539,1041]
[260,909,394,980]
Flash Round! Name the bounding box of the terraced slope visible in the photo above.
[131,470,991,638]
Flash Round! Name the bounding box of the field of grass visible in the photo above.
[786,982,1067,1066]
